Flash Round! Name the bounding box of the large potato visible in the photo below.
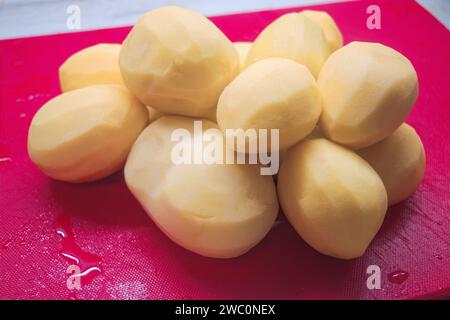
[245,12,330,78]
[124,116,279,258]
[274,127,324,174]
[318,42,418,149]
[217,58,321,152]
[119,6,239,118]
[300,10,343,52]
[28,85,148,182]
[357,123,426,205]
[277,138,387,259]
[59,43,124,92]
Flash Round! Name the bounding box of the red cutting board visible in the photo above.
[0,0,449,300]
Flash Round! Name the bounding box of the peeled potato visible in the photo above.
[275,127,323,171]
[119,6,239,118]
[318,41,418,149]
[245,12,330,78]
[59,43,124,92]
[300,10,343,52]
[217,58,321,152]
[357,123,426,206]
[124,116,278,258]
[28,85,148,182]
[234,42,252,70]
[146,106,164,123]
[277,138,387,259]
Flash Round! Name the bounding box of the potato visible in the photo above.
[28,85,148,182]
[119,6,239,118]
[59,43,124,92]
[357,123,426,206]
[277,138,387,259]
[146,106,164,123]
[234,42,252,70]
[217,58,321,152]
[318,42,418,149]
[274,127,323,174]
[245,12,330,78]
[124,116,278,258]
[300,10,343,52]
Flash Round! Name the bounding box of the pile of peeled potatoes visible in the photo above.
[27,6,425,260]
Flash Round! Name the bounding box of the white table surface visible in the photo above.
[0,0,448,40]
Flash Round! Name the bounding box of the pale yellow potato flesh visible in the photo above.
[277,138,387,259]
[59,43,124,92]
[300,10,343,53]
[245,12,330,78]
[146,106,165,123]
[233,41,252,70]
[217,58,321,152]
[275,127,324,174]
[357,123,426,206]
[28,85,148,183]
[124,116,279,258]
[119,6,239,118]
[318,41,418,149]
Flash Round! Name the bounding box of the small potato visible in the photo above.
[318,41,418,149]
[28,85,148,183]
[124,116,278,258]
[245,12,330,78]
[217,58,321,152]
[119,6,239,118]
[300,10,343,52]
[59,43,124,92]
[277,138,387,259]
[233,42,252,70]
[357,123,426,206]
[146,106,164,123]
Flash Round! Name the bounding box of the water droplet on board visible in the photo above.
[54,213,103,285]
[67,292,78,300]
[271,219,285,229]
[388,270,409,285]
[28,93,41,100]
[1,241,12,250]
[27,93,52,101]
[19,112,26,118]
[0,157,12,164]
